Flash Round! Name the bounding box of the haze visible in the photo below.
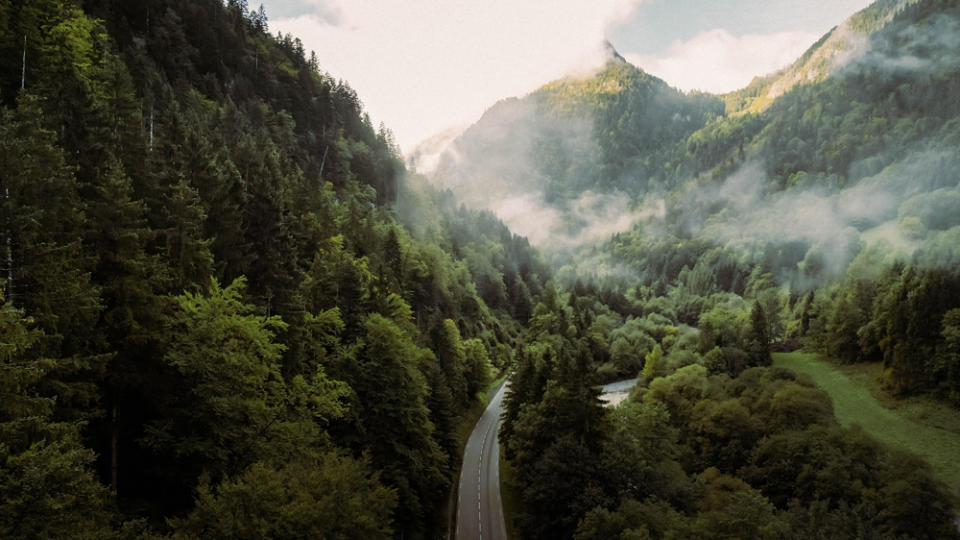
[266,0,873,152]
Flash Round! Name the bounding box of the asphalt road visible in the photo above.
[456,381,509,540]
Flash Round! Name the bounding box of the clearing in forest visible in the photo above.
[773,351,960,499]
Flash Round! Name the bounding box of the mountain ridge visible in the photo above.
[423,0,960,260]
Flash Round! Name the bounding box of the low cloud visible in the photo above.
[422,95,657,259]
[625,29,819,93]
[493,190,661,255]
[266,0,341,24]
[648,148,960,284]
[833,13,960,74]
[270,0,646,152]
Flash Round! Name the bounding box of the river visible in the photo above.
[599,377,638,407]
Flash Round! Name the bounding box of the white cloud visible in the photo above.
[269,0,643,152]
[626,29,819,93]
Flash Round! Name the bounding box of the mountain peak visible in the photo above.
[603,40,627,64]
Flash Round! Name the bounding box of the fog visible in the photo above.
[414,8,960,288]
[416,93,634,257]
[655,148,960,282]
[838,13,960,74]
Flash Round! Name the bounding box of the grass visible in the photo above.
[774,351,960,499]
[832,361,960,435]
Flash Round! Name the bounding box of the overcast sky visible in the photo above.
[264,0,874,153]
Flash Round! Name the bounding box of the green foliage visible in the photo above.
[3,0,960,536]
[0,0,551,535]
[462,337,492,398]
[146,277,346,480]
[568,363,958,539]
[0,300,115,538]
[942,309,960,402]
[641,343,664,381]
[337,313,448,535]
[0,94,104,415]
[170,455,396,539]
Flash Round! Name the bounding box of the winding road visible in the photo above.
[456,381,509,540]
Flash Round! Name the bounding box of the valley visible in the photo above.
[1,0,959,538]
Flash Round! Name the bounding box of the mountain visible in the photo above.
[426,53,723,253]
[425,0,960,265]
[724,0,924,113]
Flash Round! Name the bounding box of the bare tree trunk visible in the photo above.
[21,35,26,90]
[5,187,12,305]
[318,145,329,178]
[149,107,154,150]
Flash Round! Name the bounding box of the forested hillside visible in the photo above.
[3,0,960,538]
[0,1,548,537]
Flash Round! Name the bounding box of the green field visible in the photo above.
[774,351,960,498]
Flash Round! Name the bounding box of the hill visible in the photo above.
[2,0,960,538]
[426,0,960,265]
[0,0,548,537]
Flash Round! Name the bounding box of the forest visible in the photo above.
[1,0,959,538]
[0,0,549,537]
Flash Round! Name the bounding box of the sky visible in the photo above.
[264,0,874,153]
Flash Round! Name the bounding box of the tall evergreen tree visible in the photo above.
[336,313,448,537]
[0,95,104,419]
[746,301,772,367]
[0,298,115,538]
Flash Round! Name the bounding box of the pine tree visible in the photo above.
[161,178,214,291]
[0,95,104,419]
[746,301,772,367]
[0,297,115,538]
[84,155,171,494]
[337,313,448,537]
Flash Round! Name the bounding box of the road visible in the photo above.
[456,381,508,540]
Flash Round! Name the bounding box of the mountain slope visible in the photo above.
[428,55,722,253]
[724,0,924,114]
[425,0,960,263]
[0,0,548,537]
[489,2,960,537]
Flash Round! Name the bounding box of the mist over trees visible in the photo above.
[2,0,960,538]
[423,0,960,400]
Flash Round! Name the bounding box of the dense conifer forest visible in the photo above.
[0,1,549,537]
[2,0,960,538]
